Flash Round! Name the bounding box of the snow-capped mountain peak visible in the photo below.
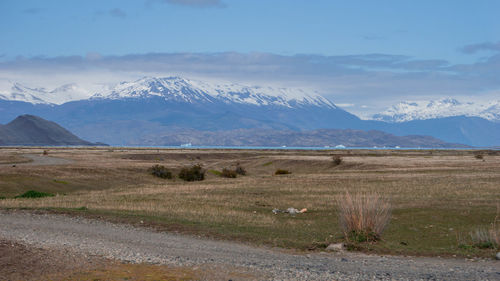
[92,76,337,109]
[0,81,93,105]
[372,98,500,122]
[0,76,337,109]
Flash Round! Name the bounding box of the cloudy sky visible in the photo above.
[1,0,499,117]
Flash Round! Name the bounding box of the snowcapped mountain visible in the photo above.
[92,76,337,109]
[372,98,500,123]
[0,81,92,105]
[0,76,336,110]
[2,77,499,147]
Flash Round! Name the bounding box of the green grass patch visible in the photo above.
[207,169,222,176]
[14,190,55,199]
[262,161,273,166]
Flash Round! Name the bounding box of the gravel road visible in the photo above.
[0,210,498,280]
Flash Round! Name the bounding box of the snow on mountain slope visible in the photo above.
[0,76,337,109]
[92,77,337,109]
[372,98,500,122]
[0,80,92,105]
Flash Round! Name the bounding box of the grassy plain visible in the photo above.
[0,147,499,257]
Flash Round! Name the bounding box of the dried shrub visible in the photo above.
[470,206,499,249]
[235,164,247,175]
[332,156,343,166]
[470,229,495,249]
[42,150,48,155]
[221,168,237,178]
[337,192,391,242]
[149,164,173,179]
[474,153,484,160]
[274,169,290,175]
[178,164,205,181]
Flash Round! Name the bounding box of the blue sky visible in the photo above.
[1,0,499,116]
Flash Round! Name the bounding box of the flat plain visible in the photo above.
[0,147,499,259]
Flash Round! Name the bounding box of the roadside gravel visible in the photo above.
[0,210,498,280]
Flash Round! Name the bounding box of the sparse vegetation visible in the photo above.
[1,148,500,257]
[178,164,205,181]
[337,192,391,242]
[149,164,173,179]
[43,150,48,155]
[274,169,290,175]
[220,168,237,178]
[0,196,5,200]
[474,153,484,160]
[332,156,343,165]
[14,190,55,199]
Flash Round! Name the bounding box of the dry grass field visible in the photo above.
[0,147,499,257]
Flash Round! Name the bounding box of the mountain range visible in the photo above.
[0,77,499,147]
[373,98,500,123]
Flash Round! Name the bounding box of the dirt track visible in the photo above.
[0,153,73,167]
[1,210,498,280]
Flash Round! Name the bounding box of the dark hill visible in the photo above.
[0,115,103,146]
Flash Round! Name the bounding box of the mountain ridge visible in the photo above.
[372,98,500,123]
[0,77,499,147]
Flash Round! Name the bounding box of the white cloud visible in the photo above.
[336,103,355,107]
[0,50,499,114]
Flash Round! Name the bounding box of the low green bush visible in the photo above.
[347,230,379,243]
[274,169,290,175]
[179,164,205,181]
[332,156,343,166]
[149,164,173,179]
[221,168,237,178]
[15,190,54,199]
[0,196,6,200]
[474,241,495,249]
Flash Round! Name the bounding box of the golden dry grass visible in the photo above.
[1,147,499,255]
[337,192,391,241]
